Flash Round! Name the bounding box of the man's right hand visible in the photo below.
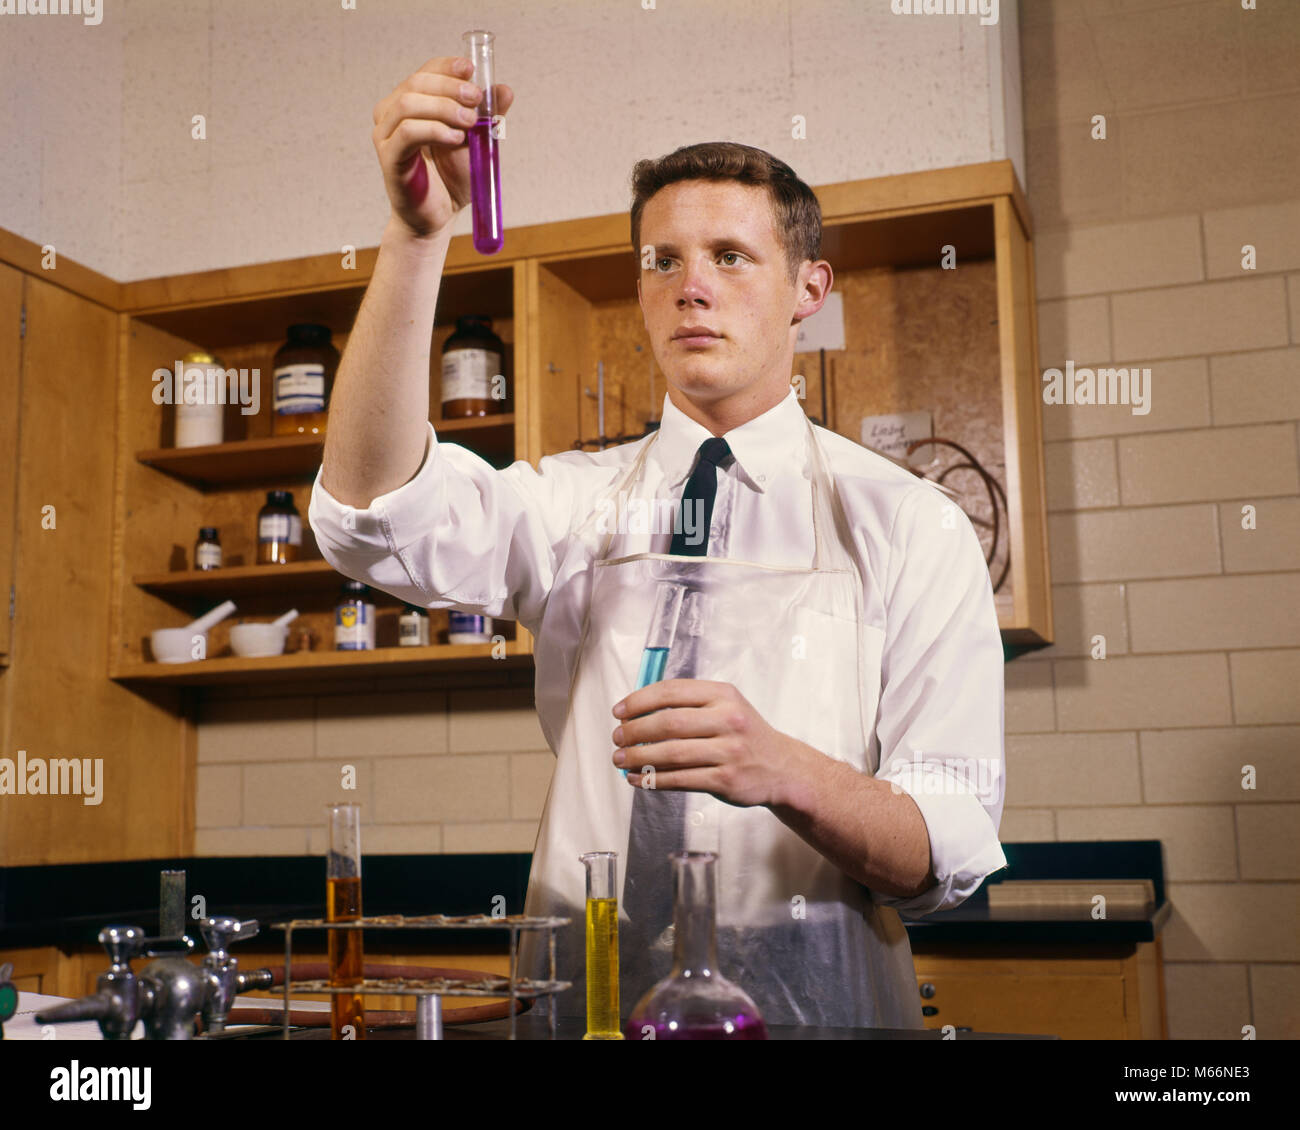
[371,55,515,240]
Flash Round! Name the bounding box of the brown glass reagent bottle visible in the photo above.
[440,315,506,418]
[273,324,339,436]
[256,490,301,565]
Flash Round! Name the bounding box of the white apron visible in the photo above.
[521,414,924,1029]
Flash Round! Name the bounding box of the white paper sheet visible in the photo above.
[6,991,330,1040]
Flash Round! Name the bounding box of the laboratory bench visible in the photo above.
[226,1015,1056,1040]
[0,840,1168,1040]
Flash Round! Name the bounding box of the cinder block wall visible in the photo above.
[1006,0,1299,1039]
[196,681,554,858]
[0,0,1020,282]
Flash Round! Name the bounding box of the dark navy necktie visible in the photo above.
[669,437,732,556]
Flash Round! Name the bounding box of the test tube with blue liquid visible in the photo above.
[622,583,685,777]
[462,29,503,255]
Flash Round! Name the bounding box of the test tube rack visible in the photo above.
[270,912,571,1041]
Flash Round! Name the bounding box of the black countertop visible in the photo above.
[0,840,1168,951]
[227,1013,1056,1040]
[906,839,1171,944]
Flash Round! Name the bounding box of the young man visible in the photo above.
[310,55,1007,1029]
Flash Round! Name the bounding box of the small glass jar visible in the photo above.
[335,581,376,651]
[397,603,430,647]
[256,490,301,565]
[440,315,506,418]
[447,610,493,644]
[273,324,339,436]
[194,526,222,571]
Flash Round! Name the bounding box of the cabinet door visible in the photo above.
[1,274,189,865]
[0,263,23,666]
[917,968,1129,1039]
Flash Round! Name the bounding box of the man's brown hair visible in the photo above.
[629,141,822,285]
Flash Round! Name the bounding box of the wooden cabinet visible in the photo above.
[5,939,1165,1037]
[0,263,22,668]
[913,939,1168,1039]
[0,244,186,865]
[0,942,517,1017]
[521,162,1050,645]
[0,945,87,998]
[108,263,531,688]
[105,157,1049,695]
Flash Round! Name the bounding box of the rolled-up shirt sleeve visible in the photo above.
[869,483,1008,918]
[308,421,575,636]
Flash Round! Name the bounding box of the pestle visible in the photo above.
[185,599,237,635]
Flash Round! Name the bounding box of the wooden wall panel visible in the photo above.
[4,277,186,864]
[821,260,1008,599]
[0,264,23,666]
[995,198,1052,643]
[529,264,591,463]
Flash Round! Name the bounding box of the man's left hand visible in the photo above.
[611,679,811,808]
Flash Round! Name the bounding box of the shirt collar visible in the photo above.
[651,386,808,493]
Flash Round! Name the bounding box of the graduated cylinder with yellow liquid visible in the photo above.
[580,851,622,1040]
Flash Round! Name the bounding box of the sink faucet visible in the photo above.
[198,916,274,1035]
[35,926,193,1039]
[35,916,273,1039]
[137,952,207,1040]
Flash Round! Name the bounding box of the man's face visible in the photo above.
[636,180,828,415]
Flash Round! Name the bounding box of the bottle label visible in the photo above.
[335,602,373,650]
[258,513,302,544]
[195,542,222,568]
[175,401,224,448]
[447,611,492,641]
[398,614,430,646]
[274,363,326,414]
[441,348,500,403]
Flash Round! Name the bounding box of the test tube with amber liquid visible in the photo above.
[581,851,622,1039]
[327,802,365,1040]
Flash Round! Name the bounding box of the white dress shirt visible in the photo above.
[308,387,1008,916]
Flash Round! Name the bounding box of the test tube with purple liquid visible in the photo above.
[462,29,503,255]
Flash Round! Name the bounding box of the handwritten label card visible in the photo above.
[859,410,933,463]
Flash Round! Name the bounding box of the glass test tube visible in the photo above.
[326,802,365,1040]
[580,851,623,1040]
[622,583,685,778]
[637,582,684,688]
[661,588,705,681]
[461,29,503,255]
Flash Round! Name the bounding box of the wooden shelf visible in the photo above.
[136,415,516,487]
[547,204,996,304]
[126,265,513,350]
[137,433,323,486]
[111,639,534,686]
[133,559,344,597]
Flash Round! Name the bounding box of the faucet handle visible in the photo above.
[200,916,259,956]
[142,933,196,958]
[98,925,148,973]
